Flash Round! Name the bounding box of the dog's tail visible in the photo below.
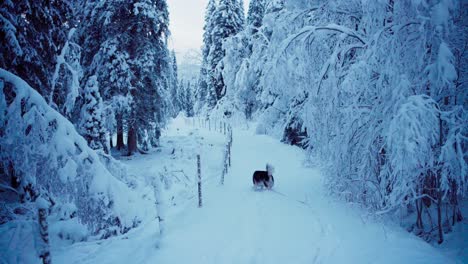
[266,163,275,176]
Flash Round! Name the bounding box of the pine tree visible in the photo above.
[79,0,133,151]
[170,50,180,115]
[234,0,246,28]
[79,0,172,155]
[207,0,244,105]
[247,0,266,33]
[179,80,195,117]
[0,0,73,96]
[185,81,195,117]
[197,0,217,112]
[80,76,108,153]
[91,39,132,151]
[126,0,172,155]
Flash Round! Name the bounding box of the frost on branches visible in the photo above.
[0,69,155,240]
[209,0,467,243]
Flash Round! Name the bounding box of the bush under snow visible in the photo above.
[0,69,156,241]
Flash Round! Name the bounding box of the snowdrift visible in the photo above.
[0,69,155,239]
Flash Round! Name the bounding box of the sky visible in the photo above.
[167,0,250,57]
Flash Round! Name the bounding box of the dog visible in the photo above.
[252,163,275,190]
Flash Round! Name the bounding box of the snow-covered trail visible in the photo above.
[54,119,456,263]
[153,130,323,263]
[152,127,453,264]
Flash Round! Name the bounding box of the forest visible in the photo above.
[1,0,467,263]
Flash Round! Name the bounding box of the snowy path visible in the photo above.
[54,119,456,264]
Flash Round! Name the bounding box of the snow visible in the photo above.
[0,69,157,255]
[48,116,460,263]
[35,198,50,210]
[58,160,78,183]
[49,27,82,115]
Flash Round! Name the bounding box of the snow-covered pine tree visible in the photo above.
[79,0,173,155]
[0,0,73,96]
[80,76,108,153]
[170,50,180,115]
[197,0,217,113]
[179,80,195,117]
[126,0,172,155]
[185,81,195,117]
[78,0,134,151]
[207,0,244,106]
[91,39,132,151]
[247,0,266,33]
[234,0,246,28]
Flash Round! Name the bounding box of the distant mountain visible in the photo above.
[177,49,202,80]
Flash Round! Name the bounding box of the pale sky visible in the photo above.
[167,0,250,56]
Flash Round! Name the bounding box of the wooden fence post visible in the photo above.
[221,145,228,185]
[36,198,51,264]
[228,128,232,167]
[197,155,202,207]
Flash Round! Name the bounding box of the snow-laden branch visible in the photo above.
[49,28,82,115]
[277,23,366,66]
[315,24,366,44]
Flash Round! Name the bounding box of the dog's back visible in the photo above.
[252,169,274,189]
[253,170,269,185]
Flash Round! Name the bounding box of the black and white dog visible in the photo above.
[252,163,275,190]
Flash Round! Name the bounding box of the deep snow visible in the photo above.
[46,116,462,263]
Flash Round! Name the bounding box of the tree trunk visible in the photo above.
[437,192,444,244]
[109,132,114,149]
[436,113,444,244]
[116,112,124,150]
[197,155,202,208]
[416,199,424,230]
[127,126,138,156]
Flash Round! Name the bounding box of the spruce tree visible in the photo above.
[207,0,244,104]
[0,0,73,96]
[79,0,133,151]
[235,0,246,28]
[197,0,217,112]
[80,76,108,153]
[91,40,132,151]
[247,0,266,33]
[170,51,180,115]
[80,0,172,155]
[178,80,195,117]
[185,81,195,117]
[126,0,172,155]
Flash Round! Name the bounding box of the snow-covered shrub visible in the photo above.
[0,69,155,238]
[383,95,440,210]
